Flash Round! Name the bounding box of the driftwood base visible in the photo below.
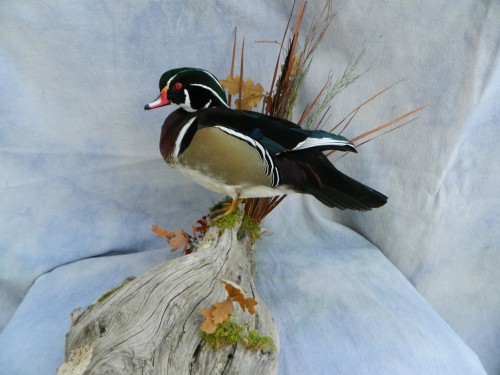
[57,223,279,375]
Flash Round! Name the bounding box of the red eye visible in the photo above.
[173,82,183,90]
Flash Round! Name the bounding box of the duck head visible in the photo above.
[144,67,228,112]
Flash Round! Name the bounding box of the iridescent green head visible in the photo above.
[144,67,228,112]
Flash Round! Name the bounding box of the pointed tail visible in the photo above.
[306,169,388,211]
[276,151,388,211]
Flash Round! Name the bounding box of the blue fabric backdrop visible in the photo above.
[1,1,498,374]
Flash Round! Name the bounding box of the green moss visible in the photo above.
[200,319,245,350]
[209,198,245,231]
[208,199,264,241]
[239,215,262,241]
[209,204,243,234]
[201,319,275,353]
[216,209,243,227]
[243,329,275,352]
[97,277,134,304]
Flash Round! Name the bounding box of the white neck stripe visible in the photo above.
[174,118,196,158]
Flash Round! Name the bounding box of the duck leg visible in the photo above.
[210,196,245,222]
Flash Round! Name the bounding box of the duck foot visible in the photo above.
[210,198,245,222]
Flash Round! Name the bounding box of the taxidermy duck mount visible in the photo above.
[58,2,424,374]
[144,67,387,222]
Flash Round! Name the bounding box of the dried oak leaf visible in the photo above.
[221,280,258,314]
[167,230,190,253]
[192,216,208,239]
[151,225,169,238]
[200,306,217,334]
[151,225,190,253]
[220,75,242,96]
[243,297,258,315]
[241,78,265,97]
[235,93,263,111]
[220,75,265,110]
[200,298,234,333]
[211,298,234,325]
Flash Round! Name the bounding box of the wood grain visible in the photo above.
[58,223,279,375]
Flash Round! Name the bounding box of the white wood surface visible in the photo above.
[58,224,279,374]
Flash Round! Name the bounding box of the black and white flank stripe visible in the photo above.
[214,125,281,186]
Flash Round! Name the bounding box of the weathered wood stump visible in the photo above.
[57,222,279,375]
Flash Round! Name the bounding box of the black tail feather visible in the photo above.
[306,173,388,210]
[275,151,388,211]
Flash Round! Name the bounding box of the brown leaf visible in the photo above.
[199,280,258,335]
[151,225,169,238]
[153,226,191,252]
[167,230,190,253]
[244,297,258,315]
[236,93,264,110]
[200,298,234,333]
[211,298,234,324]
[220,75,241,96]
[200,306,218,334]
[220,75,265,110]
[221,279,246,296]
[221,280,258,314]
[241,78,265,96]
[192,216,208,238]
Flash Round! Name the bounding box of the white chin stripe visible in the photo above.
[180,89,196,112]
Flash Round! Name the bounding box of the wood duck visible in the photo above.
[145,67,387,218]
